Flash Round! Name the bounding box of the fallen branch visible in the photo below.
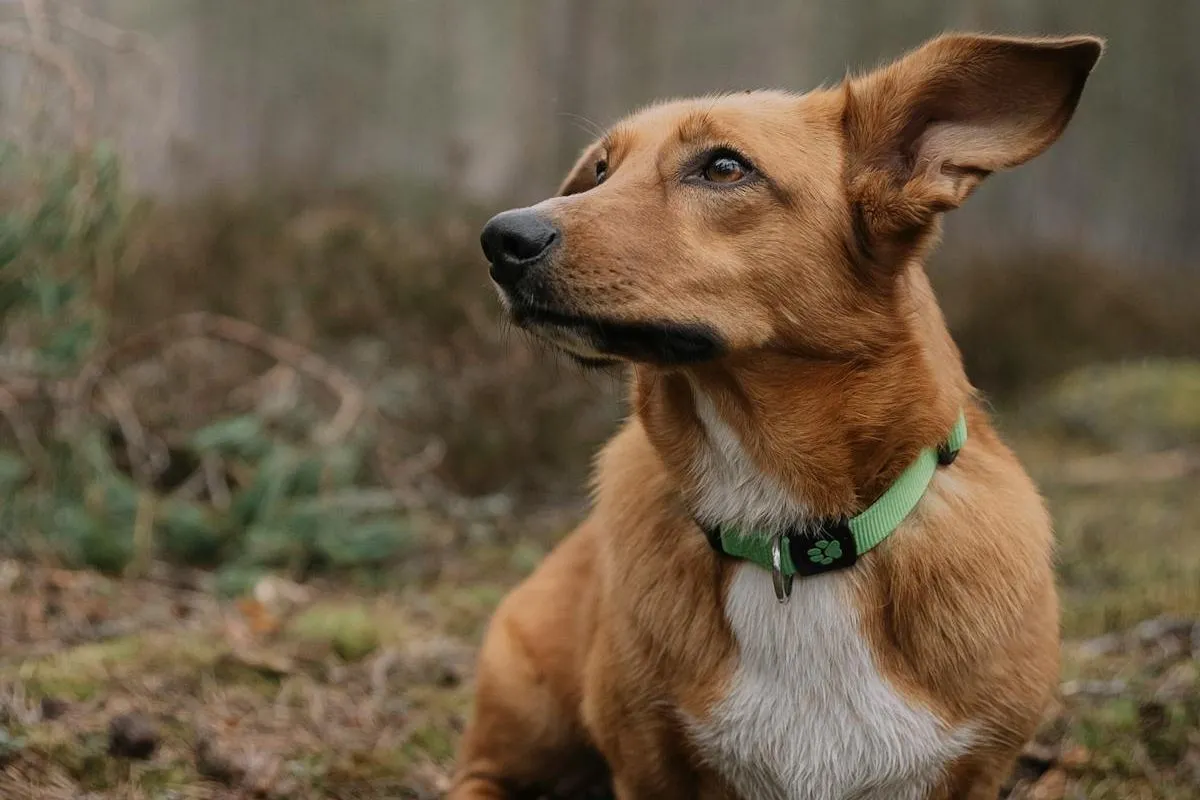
[0,385,51,478]
[97,377,158,485]
[72,312,366,447]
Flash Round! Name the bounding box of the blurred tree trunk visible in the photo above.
[436,0,466,199]
[554,0,596,174]
[516,0,557,194]
[1176,3,1200,259]
[618,0,661,110]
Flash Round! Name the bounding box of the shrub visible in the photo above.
[934,251,1200,399]
[0,153,421,584]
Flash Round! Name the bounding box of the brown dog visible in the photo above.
[453,33,1103,800]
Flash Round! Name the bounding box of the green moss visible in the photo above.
[286,602,380,662]
[131,762,193,793]
[8,632,224,704]
[17,637,143,700]
[1033,359,1200,450]
[403,722,455,762]
[1046,478,1200,637]
[134,632,223,675]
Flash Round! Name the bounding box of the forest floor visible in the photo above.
[1,425,1198,799]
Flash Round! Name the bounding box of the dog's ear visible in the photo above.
[843,33,1103,260]
[558,142,605,196]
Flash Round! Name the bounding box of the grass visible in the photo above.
[0,565,488,798]
[1,403,1198,798]
[1035,631,1200,799]
[1010,361,1200,637]
[1,356,1198,796]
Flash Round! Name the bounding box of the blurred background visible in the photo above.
[0,2,1197,798]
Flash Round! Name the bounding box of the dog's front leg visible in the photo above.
[581,636,722,800]
[597,729,705,800]
[450,526,609,799]
[450,623,602,800]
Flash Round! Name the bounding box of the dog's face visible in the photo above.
[481,34,1102,368]
[488,92,863,367]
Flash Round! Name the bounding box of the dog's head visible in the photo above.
[481,34,1102,368]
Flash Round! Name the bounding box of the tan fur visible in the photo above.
[452,33,1102,799]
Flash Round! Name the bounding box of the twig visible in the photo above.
[385,438,446,487]
[0,374,45,401]
[169,467,209,502]
[97,377,156,485]
[125,490,156,579]
[0,15,93,149]
[72,312,366,446]
[0,385,51,478]
[203,453,230,510]
[372,430,446,510]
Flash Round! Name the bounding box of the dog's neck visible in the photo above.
[633,268,970,534]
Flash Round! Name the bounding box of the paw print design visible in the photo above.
[807,539,842,566]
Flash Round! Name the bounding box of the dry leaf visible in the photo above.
[235,597,281,636]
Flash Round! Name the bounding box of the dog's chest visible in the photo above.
[689,566,973,800]
[685,390,971,799]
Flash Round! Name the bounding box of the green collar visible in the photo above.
[701,412,967,602]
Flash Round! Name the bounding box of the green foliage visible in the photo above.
[0,145,136,368]
[205,435,411,584]
[287,603,380,662]
[0,450,30,496]
[1034,360,1200,451]
[191,415,270,460]
[157,501,225,566]
[7,418,414,581]
[0,728,26,767]
[1,147,132,571]
[214,565,266,599]
[1,147,416,586]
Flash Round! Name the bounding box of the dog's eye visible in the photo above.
[701,154,750,185]
[595,159,608,184]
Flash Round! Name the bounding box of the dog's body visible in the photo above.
[453,34,1102,800]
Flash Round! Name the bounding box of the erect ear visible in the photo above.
[843,33,1103,258]
[558,141,605,196]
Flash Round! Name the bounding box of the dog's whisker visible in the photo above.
[559,112,606,142]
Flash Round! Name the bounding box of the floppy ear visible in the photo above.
[558,142,605,196]
[843,33,1103,260]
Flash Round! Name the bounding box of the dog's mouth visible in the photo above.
[507,302,725,367]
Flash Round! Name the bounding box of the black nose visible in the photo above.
[480,209,559,287]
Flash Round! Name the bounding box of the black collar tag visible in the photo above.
[786,520,858,577]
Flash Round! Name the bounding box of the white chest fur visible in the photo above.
[686,389,973,799]
[688,390,807,532]
[692,568,973,800]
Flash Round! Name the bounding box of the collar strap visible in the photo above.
[702,412,967,596]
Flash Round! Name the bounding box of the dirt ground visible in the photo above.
[1,425,1198,799]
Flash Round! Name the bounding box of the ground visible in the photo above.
[2,383,1199,799]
